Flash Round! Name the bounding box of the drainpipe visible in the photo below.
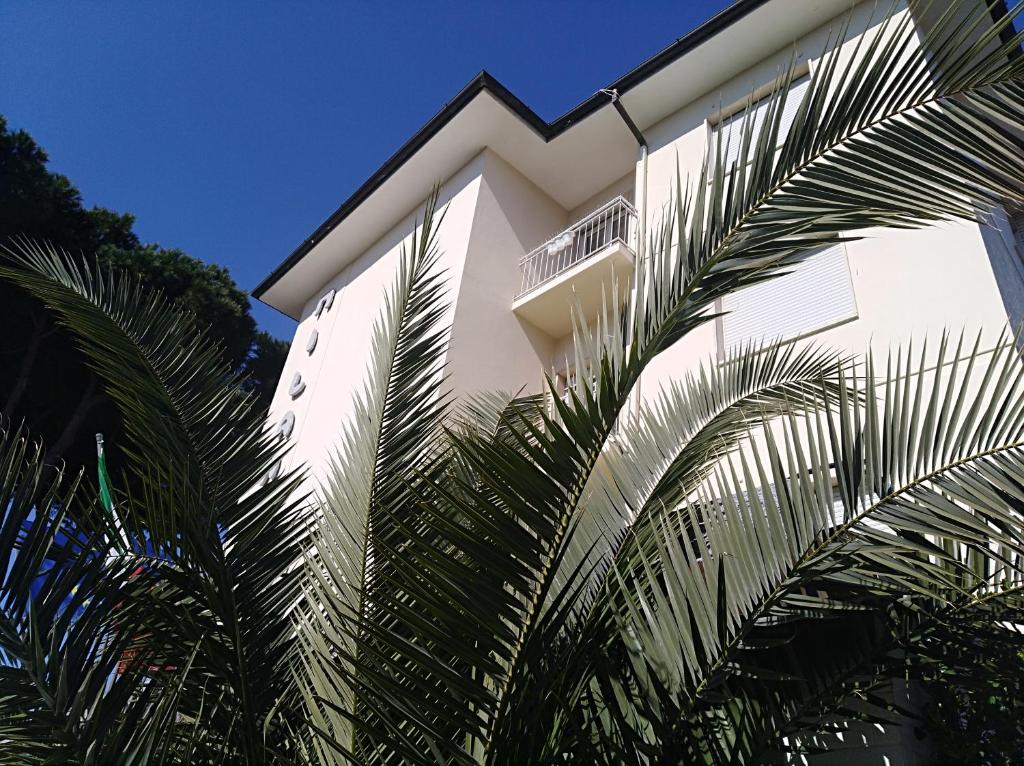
[600,89,648,259]
[600,88,648,418]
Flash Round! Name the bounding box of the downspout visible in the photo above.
[601,89,649,259]
[600,88,648,418]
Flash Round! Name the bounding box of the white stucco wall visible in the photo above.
[446,149,567,400]
[567,171,635,225]
[266,153,487,485]
[635,1,1021,412]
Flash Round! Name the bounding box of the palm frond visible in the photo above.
[0,424,176,764]
[293,188,458,763]
[548,338,851,619]
[0,240,310,762]
[632,1,1024,368]
[597,331,1024,761]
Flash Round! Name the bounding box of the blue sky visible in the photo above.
[1,1,733,339]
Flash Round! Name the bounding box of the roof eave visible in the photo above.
[253,72,554,300]
[253,0,775,301]
[256,0,1020,305]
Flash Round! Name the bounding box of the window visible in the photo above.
[710,73,811,169]
[718,242,857,354]
[708,73,855,354]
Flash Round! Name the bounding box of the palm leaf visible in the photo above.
[0,240,310,762]
[0,424,179,764]
[548,338,851,619]
[598,331,1024,761]
[318,5,1024,762]
[293,188,462,763]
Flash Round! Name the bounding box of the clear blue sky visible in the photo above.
[1,1,733,339]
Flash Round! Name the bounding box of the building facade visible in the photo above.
[255,3,1023,757]
[257,0,1023,488]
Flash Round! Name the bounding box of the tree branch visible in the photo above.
[43,373,102,467]
[2,313,48,420]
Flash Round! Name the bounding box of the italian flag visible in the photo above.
[96,433,128,555]
[98,435,175,676]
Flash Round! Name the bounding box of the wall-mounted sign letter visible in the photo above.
[277,410,295,440]
[264,459,282,485]
[289,372,306,399]
[314,288,336,318]
[306,328,318,354]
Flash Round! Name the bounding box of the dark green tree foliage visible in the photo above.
[920,636,1024,764]
[0,115,286,475]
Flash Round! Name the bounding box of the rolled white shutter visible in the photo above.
[715,75,810,167]
[721,242,857,350]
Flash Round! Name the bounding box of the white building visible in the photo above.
[256,0,1023,489]
[254,1,1022,760]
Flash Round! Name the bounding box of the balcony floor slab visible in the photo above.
[512,241,635,337]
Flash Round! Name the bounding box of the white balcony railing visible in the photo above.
[517,196,637,297]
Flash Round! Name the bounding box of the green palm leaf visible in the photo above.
[293,188,464,764]
[600,332,1024,761]
[311,5,1024,762]
[0,424,175,764]
[0,240,309,762]
[548,339,851,619]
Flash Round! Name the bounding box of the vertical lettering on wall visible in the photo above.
[314,288,335,318]
[276,410,295,440]
[264,286,337,485]
[288,372,306,399]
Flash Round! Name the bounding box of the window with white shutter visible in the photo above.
[711,74,811,168]
[718,242,858,354]
[708,72,856,353]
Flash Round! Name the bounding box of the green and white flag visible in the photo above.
[97,433,115,514]
[96,434,129,555]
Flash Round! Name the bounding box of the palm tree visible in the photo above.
[3,2,1024,763]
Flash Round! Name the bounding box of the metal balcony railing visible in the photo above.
[517,196,637,298]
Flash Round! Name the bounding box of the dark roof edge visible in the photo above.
[253,72,541,300]
[253,0,771,300]
[546,0,773,134]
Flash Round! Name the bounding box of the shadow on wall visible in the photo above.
[977,206,1024,334]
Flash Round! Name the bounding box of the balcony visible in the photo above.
[512,196,637,338]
